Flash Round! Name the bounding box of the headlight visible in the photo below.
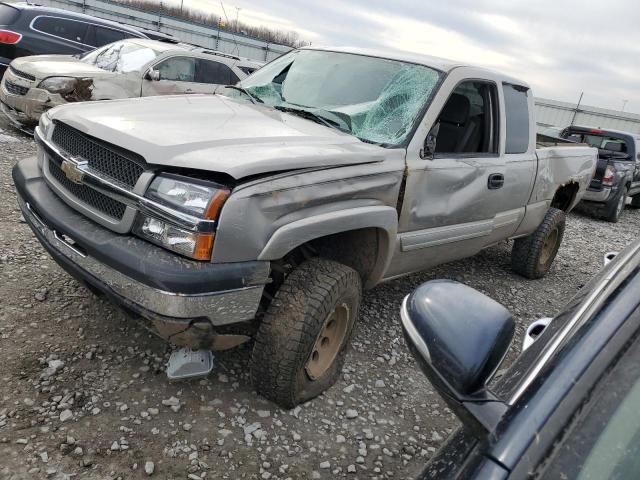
[134,217,215,260]
[38,77,77,94]
[134,174,230,261]
[145,174,229,219]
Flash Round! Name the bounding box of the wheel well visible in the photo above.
[551,183,580,212]
[259,228,384,317]
[306,228,381,281]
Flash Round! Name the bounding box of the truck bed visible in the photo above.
[531,145,598,210]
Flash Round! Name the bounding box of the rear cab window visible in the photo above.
[563,130,633,157]
[503,83,530,154]
[0,3,19,25]
[32,17,90,44]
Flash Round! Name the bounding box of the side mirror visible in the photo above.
[420,122,440,160]
[145,69,160,81]
[522,317,552,351]
[400,280,514,436]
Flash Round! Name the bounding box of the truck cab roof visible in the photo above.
[303,45,530,87]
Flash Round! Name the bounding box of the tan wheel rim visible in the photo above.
[539,228,559,266]
[305,303,350,381]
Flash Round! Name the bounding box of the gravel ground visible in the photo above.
[1,118,639,480]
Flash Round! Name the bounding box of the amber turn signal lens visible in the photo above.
[193,233,215,260]
[204,189,230,220]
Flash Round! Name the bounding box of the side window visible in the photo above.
[195,59,238,85]
[155,56,196,82]
[538,329,640,479]
[434,81,499,155]
[503,83,530,154]
[92,26,127,47]
[33,17,90,44]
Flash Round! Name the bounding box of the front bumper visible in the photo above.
[1,72,66,125]
[13,155,269,348]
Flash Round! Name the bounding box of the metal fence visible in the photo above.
[535,97,640,134]
[34,0,292,62]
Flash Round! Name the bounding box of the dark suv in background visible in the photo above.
[0,1,148,77]
[561,126,640,222]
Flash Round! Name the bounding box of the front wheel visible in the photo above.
[629,194,640,209]
[511,208,566,279]
[251,258,362,408]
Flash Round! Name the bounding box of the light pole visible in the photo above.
[235,6,241,31]
[621,99,629,112]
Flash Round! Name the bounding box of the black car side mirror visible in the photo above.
[420,122,440,160]
[400,280,514,436]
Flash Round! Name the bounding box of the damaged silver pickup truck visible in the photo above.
[12,46,597,408]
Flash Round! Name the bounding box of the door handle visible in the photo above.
[488,173,504,189]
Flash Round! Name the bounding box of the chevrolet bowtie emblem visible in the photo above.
[61,158,87,184]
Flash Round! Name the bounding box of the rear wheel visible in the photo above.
[604,186,628,223]
[251,258,361,408]
[511,208,566,279]
[629,194,640,209]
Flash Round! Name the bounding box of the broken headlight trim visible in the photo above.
[134,174,230,260]
[38,77,77,95]
[38,111,52,136]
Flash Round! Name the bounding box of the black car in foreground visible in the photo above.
[562,126,640,222]
[401,239,640,479]
[0,1,147,76]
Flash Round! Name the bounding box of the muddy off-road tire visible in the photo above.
[251,258,362,408]
[511,208,566,279]
[604,185,628,223]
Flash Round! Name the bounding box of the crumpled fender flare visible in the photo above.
[257,205,398,288]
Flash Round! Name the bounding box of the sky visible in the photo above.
[166,0,640,113]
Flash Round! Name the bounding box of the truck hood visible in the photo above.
[12,55,112,80]
[48,94,392,179]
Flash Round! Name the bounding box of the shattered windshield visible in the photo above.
[81,41,161,73]
[228,50,442,146]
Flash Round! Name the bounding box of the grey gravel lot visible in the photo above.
[1,118,639,480]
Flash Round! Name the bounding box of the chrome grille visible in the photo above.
[9,65,36,82]
[4,80,28,96]
[51,122,146,189]
[49,159,127,220]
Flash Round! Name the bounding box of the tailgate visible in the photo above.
[589,157,608,190]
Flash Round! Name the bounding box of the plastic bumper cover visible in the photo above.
[13,156,269,345]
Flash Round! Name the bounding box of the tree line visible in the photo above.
[115,0,309,48]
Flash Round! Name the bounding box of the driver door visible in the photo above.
[386,69,535,279]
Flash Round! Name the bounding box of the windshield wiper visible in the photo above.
[357,137,392,148]
[224,85,263,104]
[274,105,351,134]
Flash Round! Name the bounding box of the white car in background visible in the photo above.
[0,38,249,126]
